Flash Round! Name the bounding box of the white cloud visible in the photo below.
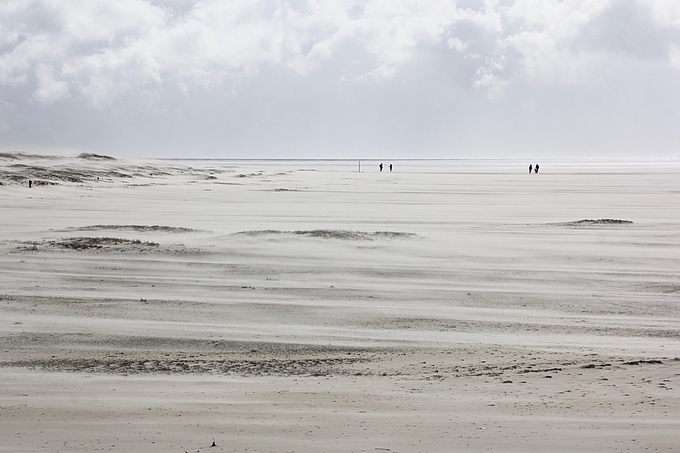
[62,40,162,107]
[473,66,508,98]
[2,0,680,105]
[33,63,70,103]
[670,44,680,69]
[0,32,48,86]
[447,37,467,53]
[54,0,168,42]
[350,0,461,79]
[503,0,616,84]
[647,0,680,29]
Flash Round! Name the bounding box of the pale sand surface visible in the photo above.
[1,154,678,452]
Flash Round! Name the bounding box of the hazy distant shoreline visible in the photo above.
[159,156,680,173]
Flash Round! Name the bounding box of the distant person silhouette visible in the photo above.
[379,163,383,172]
[28,180,32,188]
[529,164,533,174]
[535,164,539,174]
[389,164,393,172]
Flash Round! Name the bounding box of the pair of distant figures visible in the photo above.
[529,164,539,174]
[379,163,393,172]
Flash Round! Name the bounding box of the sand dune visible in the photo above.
[0,154,678,452]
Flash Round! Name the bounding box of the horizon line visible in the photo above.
[158,156,680,162]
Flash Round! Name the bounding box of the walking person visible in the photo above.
[529,164,533,174]
[379,163,383,172]
[535,164,539,174]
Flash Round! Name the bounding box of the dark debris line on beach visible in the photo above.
[553,219,634,227]
[58,225,202,233]
[235,229,417,240]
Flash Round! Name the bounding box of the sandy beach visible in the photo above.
[1,153,678,452]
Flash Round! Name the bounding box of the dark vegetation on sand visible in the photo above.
[16,237,159,252]
[236,229,417,240]
[0,152,60,160]
[77,153,115,160]
[556,219,634,227]
[0,152,224,186]
[59,225,202,233]
[0,163,133,184]
[47,237,159,250]
[13,236,203,255]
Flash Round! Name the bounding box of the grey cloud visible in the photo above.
[577,1,671,59]
[3,0,679,102]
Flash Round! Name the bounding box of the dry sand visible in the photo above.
[0,153,678,452]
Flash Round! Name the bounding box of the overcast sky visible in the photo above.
[1,0,679,159]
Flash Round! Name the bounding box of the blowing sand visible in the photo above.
[1,153,678,452]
